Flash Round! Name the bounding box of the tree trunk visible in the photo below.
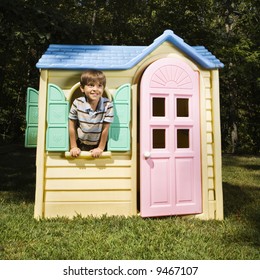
[231,122,238,153]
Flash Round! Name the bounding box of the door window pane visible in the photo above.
[177,98,189,117]
[177,129,189,148]
[153,97,165,117]
[153,129,165,148]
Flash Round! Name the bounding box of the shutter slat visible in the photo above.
[108,84,131,151]
[46,84,69,151]
[25,87,39,147]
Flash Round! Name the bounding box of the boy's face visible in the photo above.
[81,81,104,103]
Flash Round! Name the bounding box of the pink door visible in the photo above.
[140,57,202,217]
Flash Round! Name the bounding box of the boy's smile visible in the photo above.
[81,82,104,104]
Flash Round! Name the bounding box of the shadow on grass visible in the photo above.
[0,144,36,203]
[223,182,252,218]
[243,164,260,171]
[223,181,260,247]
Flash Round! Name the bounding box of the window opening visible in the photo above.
[153,129,165,149]
[177,98,189,117]
[153,97,165,117]
[177,129,189,148]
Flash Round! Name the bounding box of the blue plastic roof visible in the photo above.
[36,30,224,70]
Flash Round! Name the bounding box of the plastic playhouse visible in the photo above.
[25,30,224,219]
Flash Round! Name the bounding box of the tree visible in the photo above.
[213,0,260,153]
[0,0,259,153]
[0,0,92,143]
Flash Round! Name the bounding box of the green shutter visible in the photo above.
[46,84,69,151]
[108,83,131,151]
[25,87,39,147]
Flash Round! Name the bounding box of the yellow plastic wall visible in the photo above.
[44,152,136,218]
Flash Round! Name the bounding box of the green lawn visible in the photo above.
[0,145,259,260]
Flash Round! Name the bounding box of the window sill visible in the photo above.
[64,151,112,159]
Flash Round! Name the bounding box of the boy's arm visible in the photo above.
[69,119,81,157]
[91,122,110,158]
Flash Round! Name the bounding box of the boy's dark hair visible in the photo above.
[80,70,106,88]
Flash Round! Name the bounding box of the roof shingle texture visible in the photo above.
[36,30,224,70]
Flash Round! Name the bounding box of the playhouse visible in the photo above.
[25,30,224,220]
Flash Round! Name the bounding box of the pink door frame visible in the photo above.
[140,57,202,217]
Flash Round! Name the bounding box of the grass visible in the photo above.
[0,145,259,260]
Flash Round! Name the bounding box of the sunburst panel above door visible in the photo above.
[150,65,193,89]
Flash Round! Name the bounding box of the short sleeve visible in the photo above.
[69,99,78,120]
[104,101,114,123]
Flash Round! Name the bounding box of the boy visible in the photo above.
[69,70,114,158]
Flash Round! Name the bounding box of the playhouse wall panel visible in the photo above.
[43,152,135,217]
[47,71,81,89]
[205,99,212,110]
[149,42,193,62]
[201,69,223,219]
[206,132,213,143]
[208,201,216,219]
[207,155,214,166]
[207,143,213,155]
[45,178,132,190]
[45,190,132,202]
[208,190,215,201]
[44,202,133,218]
[207,167,214,178]
[152,42,176,54]
[199,70,216,220]
[211,70,223,219]
[208,178,214,189]
[205,88,211,99]
[45,166,132,178]
[203,77,211,88]
[34,70,48,218]
[105,77,133,88]
[206,110,212,121]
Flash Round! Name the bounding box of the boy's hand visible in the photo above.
[70,147,81,157]
[90,147,103,158]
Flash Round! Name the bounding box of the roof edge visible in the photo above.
[125,30,223,69]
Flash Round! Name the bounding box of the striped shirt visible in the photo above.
[69,96,114,145]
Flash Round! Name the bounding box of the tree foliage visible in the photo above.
[0,0,259,153]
